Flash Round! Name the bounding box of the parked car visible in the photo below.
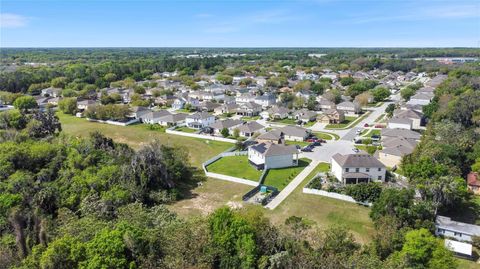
[307,138,319,142]
[374,124,385,128]
[318,139,326,143]
[371,135,381,141]
[364,123,369,127]
[352,148,359,153]
[356,129,362,135]
[301,146,313,152]
[310,141,321,146]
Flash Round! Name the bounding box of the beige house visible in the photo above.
[318,109,345,124]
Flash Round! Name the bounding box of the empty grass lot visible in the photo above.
[57,112,232,167]
[175,126,198,133]
[262,158,311,190]
[206,155,262,181]
[263,161,375,243]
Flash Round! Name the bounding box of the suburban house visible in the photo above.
[318,109,345,124]
[435,215,480,243]
[467,172,480,195]
[172,97,200,110]
[254,93,276,108]
[185,112,215,129]
[256,125,310,144]
[278,125,311,142]
[41,87,62,98]
[381,128,421,141]
[336,101,361,115]
[237,121,264,137]
[77,100,96,111]
[248,142,299,170]
[292,109,318,123]
[199,101,221,112]
[260,106,290,120]
[154,95,176,106]
[376,137,418,168]
[331,153,386,184]
[236,102,262,117]
[316,98,336,110]
[214,103,239,115]
[129,106,151,119]
[209,119,244,135]
[387,117,413,130]
[296,90,314,100]
[392,109,423,130]
[235,93,256,103]
[140,110,172,124]
[407,92,434,106]
[157,113,188,127]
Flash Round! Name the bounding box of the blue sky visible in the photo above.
[1,0,479,47]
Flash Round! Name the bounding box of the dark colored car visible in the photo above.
[301,146,313,152]
[310,141,321,146]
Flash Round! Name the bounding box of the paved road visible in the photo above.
[265,160,320,210]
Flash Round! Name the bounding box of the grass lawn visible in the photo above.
[241,116,260,121]
[374,114,386,123]
[270,118,297,125]
[175,126,198,133]
[362,129,381,137]
[206,155,262,181]
[175,108,194,113]
[263,158,311,190]
[456,258,480,269]
[57,112,231,167]
[285,140,310,147]
[262,161,374,244]
[303,121,316,127]
[325,112,370,130]
[313,131,340,140]
[355,145,379,155]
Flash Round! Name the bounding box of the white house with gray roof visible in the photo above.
[248,142,299,170]
[435,216,480,243]
[185,112,215,129]
[331,153,386,184]
[237,121,264,137]
[209,119,244,135]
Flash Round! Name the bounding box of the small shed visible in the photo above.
[444,239,473,259]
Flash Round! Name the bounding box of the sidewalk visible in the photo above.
[265,160,320,210]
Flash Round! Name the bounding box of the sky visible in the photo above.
[1,0,479,47]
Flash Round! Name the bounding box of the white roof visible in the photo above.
[444,239,472,256]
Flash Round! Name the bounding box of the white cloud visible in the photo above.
[0,13,29,28]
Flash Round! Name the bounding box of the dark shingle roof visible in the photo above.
[332,153,385,168]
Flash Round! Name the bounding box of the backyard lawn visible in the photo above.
[206,155,262,181]
[57,112,232,167]
[262,158,311,190]
[263,161,375,244]
[270,118,297,125]
[355,145,380,155]
[175,126,198,133]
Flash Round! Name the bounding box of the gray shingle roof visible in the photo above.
[210,119,244,130]
[332,153,385,168]
[237,121,264,133]
[436,216,480,236]
[250,142,298,157]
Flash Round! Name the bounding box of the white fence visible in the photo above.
[220,151,247,157]
[166,129,237,143]
[302,188,372,206]
[87,118,139,126]
[205,172,259,186]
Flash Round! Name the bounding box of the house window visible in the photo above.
[378,168,382,171]
[366,168,370,172]
[355,168,359,172]
[378,176,382,180]
[345,168,349,172]
[454,232,462,237]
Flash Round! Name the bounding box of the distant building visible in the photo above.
[467,172,480,195]
[185,112,215,129]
